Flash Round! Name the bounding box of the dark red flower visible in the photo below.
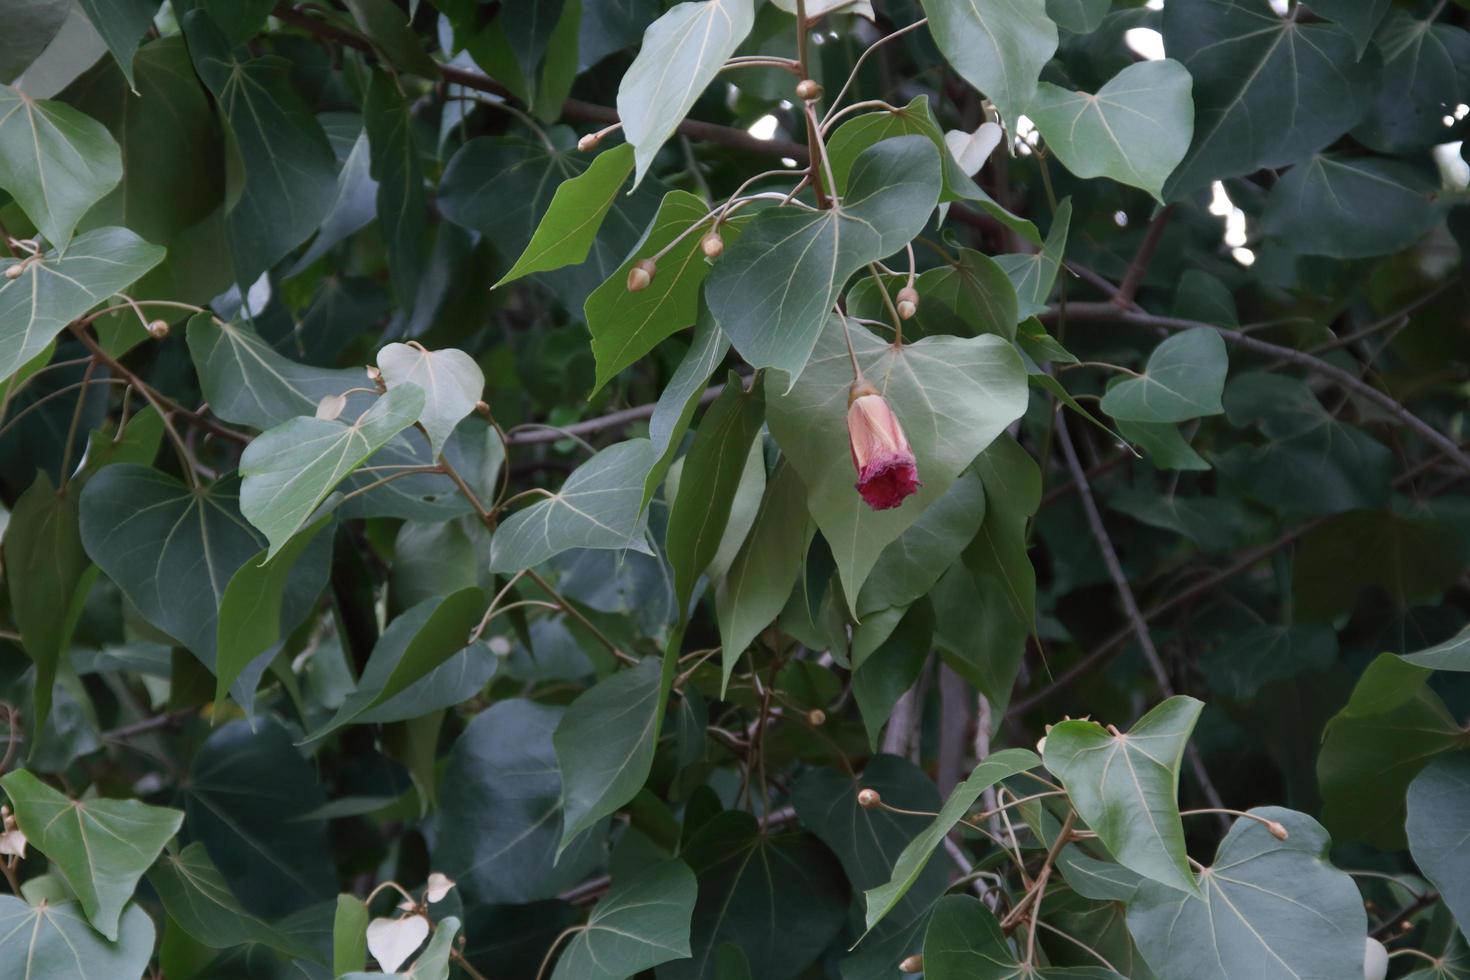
[847,383,920,511]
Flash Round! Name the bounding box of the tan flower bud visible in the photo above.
[577,132,602,153]
[899,954,923,973]
[147,319,170,340]
[1265,820,1289,841]
[896,286,919,320]
[701,231,724,258]
[857,788,882,809]
[795,78,823,101]
[627,258,657,292]
[807,708,826,726]
[3,263,24,280]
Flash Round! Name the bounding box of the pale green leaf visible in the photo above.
[1401,625,1470,671]
[921,0,1058,136]
[616,0,757,183]
[645,305,731,507]
[376,342,484,457]
[1,768,182,940]
[239,383,426,558]
[551,861,696,980]
[1029,60,1193,202]
[1100,328,1227,424]
[994,198,1070,319]
[1044,696,1202,896]
[0,83,122,245]
[0,897,154,980]
[0,227,163,384]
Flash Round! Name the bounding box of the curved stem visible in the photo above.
[820,18,929,128]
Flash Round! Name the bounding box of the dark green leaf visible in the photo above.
[149,842,311,958]
[1354,12,1470,152]
[1292,510,1466,621]
[921,0,1058,136]
[0,0,68,84]
[75,0,160,89]
[364,71,427,309]
[1199,624,1336,699]
[1263,154,1440,259]
[1406,753,1470,945]
[551,861,696,980]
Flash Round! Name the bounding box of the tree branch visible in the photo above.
[1114,204,1174,306]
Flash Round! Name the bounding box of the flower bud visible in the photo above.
[627,258,656,292]
[147,319,170,340]
[700,230,724,259]
[896,286,918,320]
[1035,735,1047,756]
[475,399,491,417]
[795,78,823,101]
[857,788,882,809]
[577,132,602,153]
[807,708,826,726]
[847,381,921,511]
[3,263,24,280]
[366,365,383,384]
[899,954,923,973]
[1265,820,1288,841]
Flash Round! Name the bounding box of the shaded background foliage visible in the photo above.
[0,0,1467,977]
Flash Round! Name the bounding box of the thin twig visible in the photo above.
[1114,205,1174,306]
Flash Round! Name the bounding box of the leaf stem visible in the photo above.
[820,18,929,128]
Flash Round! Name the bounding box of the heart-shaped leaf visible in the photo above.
[0,84,122,245]
[367,914,430,973]
[1262,154,1439,259]
[376,343,484,456]
[0,227,164,384]
[240,383,426,558]
[944,123,1003,176]
[1401,625,1470,671]
[995,198,1070,319]
[1100,328,1227,424]
[1,769,182,940]
[921,0,1058,137]
[1406,753,1470,945]
[704,135,943,381]
[489,439,657,573]
[1028,60,1194,202]
[0,897,154,980]
[148,842,311,957]
[1044,696,1203,896]
[616,0,757,184]
[551,861,696,980]
[767,316,1028,607]
[1125,807,1366,979]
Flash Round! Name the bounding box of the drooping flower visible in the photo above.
[847,381,920,510]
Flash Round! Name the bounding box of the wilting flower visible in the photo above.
[847,381,920,510]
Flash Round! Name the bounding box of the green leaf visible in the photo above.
[311,587,487,738]
[1161,0,1373,198]
[921,0,1058,137]
[921,895,1115,979]
[0,227,164,384]
[555,657,665,851]
[1099,328,1227,424]
[1116,420,1209,472]
[489,439,657,573]
[853,601,934,748]
[0,83,122,245]
[704,135,943,379]
[239,383,426,559]
[0,0,68,84]
[793,755,948,927]
[148,842,310,958]
[498,143,635,285]
[1407,753,1470,945]
[0,897,154,980]
[1306,0,1389,57]
[4,472,93,736]
[645,304,730,507]
[376,343,484,457]
[616,0,757,184]
[186,315,367,429]
[196,0,274,45]
[1354,11,1470,152]
[912,249,1021,336]
[995,198,1070,319]
[1045,0,1110,33]
[75,0,160,89]
[214,515,332,708]
[1318,654,1465,850]
[716,460,811,690]
[864,748,1041,932]
[587,191,730,392]
[1199,624,1336,700]
[1262,154,1440,259]
[667,377,765,610]
[767,315,1028,608]
[1401,625,1470,671]
[1028,60,1193,202]
[80,465,332,677]
[857,468,986,617]
[1125,807,1367,980]
[1044,696,1202,896]
[364,70,427,309]
[1,768,182,940]
[343,0,440,76]
[183,718,336,917]
[933,435,1040,712]
[183,11,339,286]
[1291,510,1466,622]
[333,895,370,976]
[435,699,606,904]
[665,811,849,980]
[551,861,696,980]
